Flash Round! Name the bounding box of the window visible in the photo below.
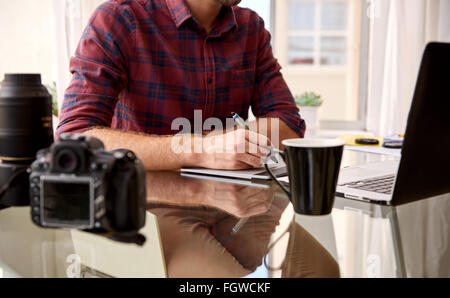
[288,0,349,66]
[274,0,369,129]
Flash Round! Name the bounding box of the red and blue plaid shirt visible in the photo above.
[56,0,305,138]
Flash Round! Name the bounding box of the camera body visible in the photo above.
[29,134,146,234]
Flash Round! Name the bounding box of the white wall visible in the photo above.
[0,0,56,85]
[283,70,352,121]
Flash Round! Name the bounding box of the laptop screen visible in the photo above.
[393,42,450,204]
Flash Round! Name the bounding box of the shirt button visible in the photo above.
[208,78,213,85]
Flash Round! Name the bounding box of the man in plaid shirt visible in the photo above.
[57,0,306,170]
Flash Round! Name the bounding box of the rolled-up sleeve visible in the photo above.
[56,1,135,139]
[251,18,306,138]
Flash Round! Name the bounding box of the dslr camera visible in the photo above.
[29,134,146,235]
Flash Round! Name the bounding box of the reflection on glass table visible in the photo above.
[327,193,450,278]
[0,171,339,278]
[0,151,448,278]
[146,171,340,278]
[0,207,165,278]
[296,151,450,278]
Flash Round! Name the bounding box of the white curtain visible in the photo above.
[52,0,104,115]
[366,0,450,137]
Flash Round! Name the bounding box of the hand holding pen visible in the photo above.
[231,112,281,163]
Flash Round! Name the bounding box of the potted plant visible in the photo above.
[45,82,59,134]
[295,92,323,137]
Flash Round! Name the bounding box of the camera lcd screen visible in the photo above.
[42,179,92,228]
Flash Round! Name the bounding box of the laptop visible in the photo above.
[336,42,450,206]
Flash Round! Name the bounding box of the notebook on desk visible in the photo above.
[181,160,287,181]
[180,173,272,188]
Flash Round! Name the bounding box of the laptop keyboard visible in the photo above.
[342,175,396,194]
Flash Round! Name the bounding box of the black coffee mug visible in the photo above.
[265,139,345,216]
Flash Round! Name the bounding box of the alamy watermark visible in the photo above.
[170,110,280,155]
[366,254,381,278]
[66,254,81,278]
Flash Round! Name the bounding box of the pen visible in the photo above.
[231,112,281,162]
[231,112,250,130]
[231,217,249,234]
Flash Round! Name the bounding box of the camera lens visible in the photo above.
[0,74,53,162]
[55,149,78,173]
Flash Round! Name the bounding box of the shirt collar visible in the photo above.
[165,0,238,34]
[213,6,238,36]
[165,0,192,28]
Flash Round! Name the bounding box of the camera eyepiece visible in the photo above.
[54,149,79,173]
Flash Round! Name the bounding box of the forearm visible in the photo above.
[83,127,197,171]
[82,126,269,171]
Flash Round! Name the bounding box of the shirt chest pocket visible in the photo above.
[216,68,256,117]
